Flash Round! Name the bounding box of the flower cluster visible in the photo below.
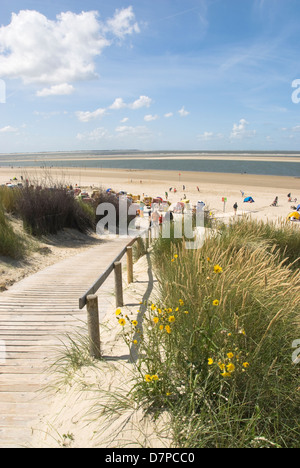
[116,308,138,328]
[208,348,250,379]
[144,374,159,383]
[149,299,188,335]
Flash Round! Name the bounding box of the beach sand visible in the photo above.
[1,165,299,223]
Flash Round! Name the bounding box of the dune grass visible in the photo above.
[121,217,300,448]
[0,207,26,259]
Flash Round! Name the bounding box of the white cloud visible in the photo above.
[120,117,129,123]
[178,106,190,117]
[197,131,224,141]
[36,83,75,97]
[230,118,256,139]
[144,114,159,122]
[105,6,140,39]
[164,112,173,118]
[110,95,152,110]
[76,94,153,122]
[129,95,152,109]
[109,98,127,110]
[197,131,214,141]
[0,8,140,90]
[115,125,152,139]
[0,125,18,133]
[76,107,106,122]
[76,127,111,141]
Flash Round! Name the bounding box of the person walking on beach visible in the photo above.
[233,202,238,215]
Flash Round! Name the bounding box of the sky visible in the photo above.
[1,0,300,153]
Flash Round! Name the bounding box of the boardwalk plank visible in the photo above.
[0,237,130,448]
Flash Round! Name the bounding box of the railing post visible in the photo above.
[86,294,101,359]
[126,246,134,284]
[148,227,152,245]
[114,261,124,307]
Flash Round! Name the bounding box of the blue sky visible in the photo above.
[1,0,300,152]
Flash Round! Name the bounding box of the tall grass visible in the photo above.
[0,186,22,213]
[123,218,300,448]
[218,216,300,269]
[0,207,26,259]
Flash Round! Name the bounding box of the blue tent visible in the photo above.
[297,204,300,211]
[244,196,254,203]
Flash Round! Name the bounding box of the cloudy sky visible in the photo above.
[1,0,300,152]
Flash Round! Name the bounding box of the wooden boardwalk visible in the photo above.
[0,237,131,448]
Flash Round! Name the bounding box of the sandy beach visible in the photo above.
[1,165,299,223]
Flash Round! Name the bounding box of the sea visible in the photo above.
[0,151,300,177]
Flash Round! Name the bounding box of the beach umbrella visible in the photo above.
[297,204,300,211]
[287,211,300,220]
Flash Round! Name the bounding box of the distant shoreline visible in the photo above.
[1,150,300,164]
[1,153,300,178]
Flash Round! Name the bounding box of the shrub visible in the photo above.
[17,186,95,236]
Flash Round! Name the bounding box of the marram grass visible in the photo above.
[118,218,300,448]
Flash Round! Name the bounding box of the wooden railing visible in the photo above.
[79,228,151,359]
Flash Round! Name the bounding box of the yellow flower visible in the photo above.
[152,375,159,381]
[221,372,231,378]
[131,320,138,327]
[243,362,250,369]
[174,254,178,259]
[179,299,184,306]
[153,317,159,324]
[168,315,175,323]
[171,258,175,263]
[165,325,171,334]
[159,325,164,330]
[168,308,173,313]
[118,318,126,326]
[227,363,235,373]
[207,257,211,262]
[208,358,214,366]
[227,352,234,359]
[158,308,162,314]
[213,299,220,306]
[218,362,226,371]
[214,264,223,274]
[116,309,122,316]
[145,374,152,382]
[151,304,156,311]
[133,340,138,345]
[175,307,179,312]
[240,329,246,336]
[184,310,189,314]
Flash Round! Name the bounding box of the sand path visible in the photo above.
[0,236,132,448]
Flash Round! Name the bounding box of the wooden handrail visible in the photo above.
[78,229,149,309]
[79,226,153,358]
